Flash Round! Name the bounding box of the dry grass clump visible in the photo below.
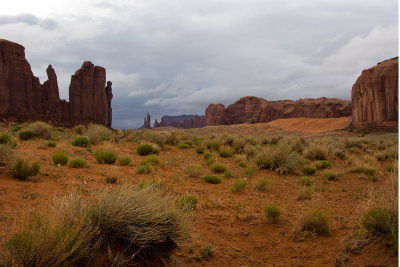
[302,166,316,175]
[94,146,117,164]
[142,154,161,166]
[86,124,112,144]
[52,151,69,166]
[265,205,281,223]
[297,188,313,201]
[204,175,221,184]
[118,155,132,166]
[137,143,160,156]
[19,130,33,140]
[176,194,198,210]
[231,179,247,193]
[218,145,235,157]
[73,125,86,134]
[29,121,53,139]
[304,144,328,160]
[72,136,91,147]
[210,162,228,173]
[185,163,203,178]
[86,185,190,262]
[8,158,40,180]
[68,158,87,168]
[254,145,303,175]
[0,144,14,166]
[205,139,222,152]
[298,208,329,235]
[243,144,259,159]
[0,133,11,145]
[204,153,216,166]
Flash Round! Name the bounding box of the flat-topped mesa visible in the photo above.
[153,115,205,129]
[205,96,351,126]
[351,57,398,129]
[0,39,113,127]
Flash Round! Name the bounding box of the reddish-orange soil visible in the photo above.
[0,119,397,266]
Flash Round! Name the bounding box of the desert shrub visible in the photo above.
[243,144,258,159]
[278,152,304,175]
[304,145,328,160]
[86,124,112,144]
[218,146,234,158]
[265,205,281,223]
[9,158,39,180]
[291,138,306,153]
[375,147,398,162]
[297,188,313,201]
[29,121,52,139]
[204,153,216,166]
[387,165,395,172]
[94,148,117,164]
[204,175,221,184]
[68,158,87,168]
[205,139,221,152]
[210,162,227,173]
[224,169,232,179]
[195,146,204,154]
[315,160,332,169]
[19,130,33,140]
[178,143,190,149]
[344,138,363,149]
[235,154,247,167]
[118,155,132,166]
[185,164,203,178]
[256,178,268,192]
[300,177,313,186]
[136,162,152,174]
[2,195,100,266]
[244,166,255,177]
[255,145,303,174]
[105,175,117,184]
[302,166,316,175]
[73,125,86,134]
[0,145,13,166]
[46,141,56,148]
[176,194,198,210]
[166,132,179,145]
[137,143,158,156]
[0,133,11,145]
[72,136,91,147]
[11,125,22,132]
[85,186,190,262]
[231,179,247,193]
[362,207,397,236]
[232,138,246,153]
[298,209,329,235]
[52,151,68,166]
[142,155,161,166]
[322,171,338,181]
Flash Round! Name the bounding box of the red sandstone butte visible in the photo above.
[153,115,205,129]
[351,57,398,129]
[0,39,113,127]
[205,96,352,126]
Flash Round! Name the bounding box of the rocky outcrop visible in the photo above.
[143,113,151,129]
[0,39,113,127]
[153,115,205,129]
[205,96,351,126]
[352,57,398,129]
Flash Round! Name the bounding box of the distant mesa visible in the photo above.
[0,39,113,127]
[351,57,398,129]
[143,113,151,129]
[151,115,206,129]
[205,96,352,126]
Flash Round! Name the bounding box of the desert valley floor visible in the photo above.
[0,117,397,266]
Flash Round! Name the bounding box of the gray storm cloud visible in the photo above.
[0,0,397,129]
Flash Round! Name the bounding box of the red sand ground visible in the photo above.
[0,117,397,266]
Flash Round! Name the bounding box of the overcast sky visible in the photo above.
[0,0,397,128]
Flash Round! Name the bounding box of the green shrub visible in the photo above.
[300,177,313,186]
[195,146,204,154]
[205,139,221,152]
[11,125,22,132]
[244,145,258,159]
[256,178,268,192]
[255,145,303,174]
[94,148,117,164]
[118,155,132,166]
[210,162,227,173]
[166,132,179,145]
[10,158,39,180]
[52,151,68,166]
[302,166,316,175]
[19,130,33,140]
[0,145,13,166]
[322,171,338,181]
[204,175,221,184]
[137,143,157,156]
[315,160,332,169]
[73,125,86,134]
[298,209,329,235]
[185,164,203,178]
[362,207,397,236]
[219,146,234,158]
[387,165,395,172]
[176,194,198,210]
[142,154,160,166]
[231,179,247,193]
[46,141,56,148]
[72,136,91,147]
[29,121,52,139]
[136,162,152,174]
[178,143,190,149]
[0,133,11,145]
[304,145,328,160]
[224,169,232,179]
[244,166,254,177]
[68,158,87,168]
[265,205,281,223]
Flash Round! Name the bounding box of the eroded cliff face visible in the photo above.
[352,57,398,129]
[0,39,113,127]
[205,96,351,126]
[153,115,205,129]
